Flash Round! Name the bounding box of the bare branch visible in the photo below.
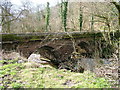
[111,2,120,12]
[1,10,23,26]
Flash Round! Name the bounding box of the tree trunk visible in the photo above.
[111,2,120,25]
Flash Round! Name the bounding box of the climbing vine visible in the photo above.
[79,7,83,31]
[45,2,50,32]
[60,0,68,32]
[91,14,94,31]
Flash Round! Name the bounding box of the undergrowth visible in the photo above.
[0,59,111,88]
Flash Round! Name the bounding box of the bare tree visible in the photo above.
[0,0,23,33]
[111,1,120,25]
[79,5,83,31]
[45,2,50,32]
[0,0,13,33]
[60,0,68,32]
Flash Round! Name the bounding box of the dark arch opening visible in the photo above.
[78,41,89,50]
[77,41,93,58]
[35,46,61,68]
[35,46,85,73]
[37,46,61,60]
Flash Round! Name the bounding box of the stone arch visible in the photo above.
[35,45,61,62]
[77,41,93,58]
[78,41,89,50]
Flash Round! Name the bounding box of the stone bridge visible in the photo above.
[1,31,119,72]
[1,31,119,60]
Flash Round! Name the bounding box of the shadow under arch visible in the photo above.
[35,45,61,66]
[77,41,93,58]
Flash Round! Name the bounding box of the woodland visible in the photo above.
[0,0,120,88]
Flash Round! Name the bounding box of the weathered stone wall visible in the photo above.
[1,31,119,73]
[1,31,119,59]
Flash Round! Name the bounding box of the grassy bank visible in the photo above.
[0,59,111,88]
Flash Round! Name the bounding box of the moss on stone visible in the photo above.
[1,31,119,42]
[2,34,22,41]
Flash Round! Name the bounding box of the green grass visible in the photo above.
[0,59,111,88]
